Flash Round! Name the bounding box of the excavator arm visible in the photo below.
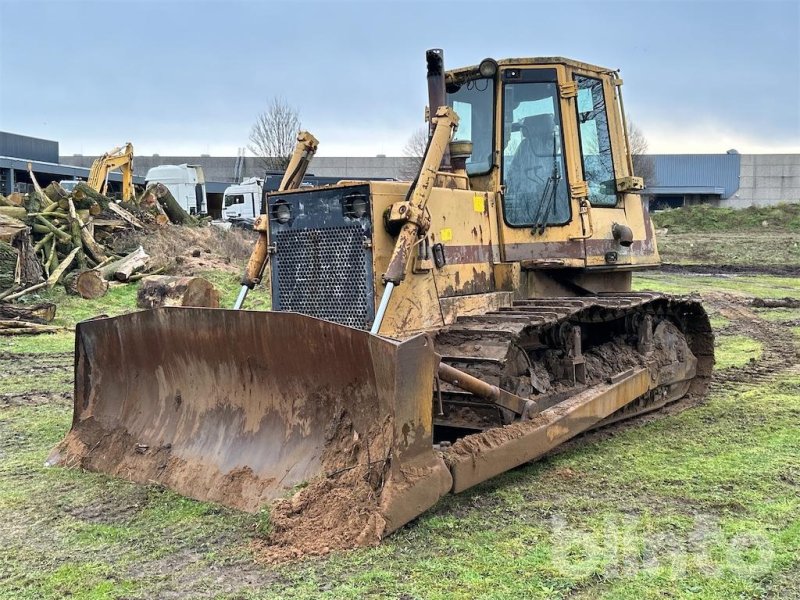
[87,143,135,201]
[233,131,319,309]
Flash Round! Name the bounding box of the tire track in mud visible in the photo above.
[710,294,800,387]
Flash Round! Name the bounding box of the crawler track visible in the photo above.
[433,293,714,440]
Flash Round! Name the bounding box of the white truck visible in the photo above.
[144,164,207,215]
[221,177,263,226]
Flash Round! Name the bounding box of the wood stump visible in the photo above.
[136,276,220,309]
[63,269,109,299]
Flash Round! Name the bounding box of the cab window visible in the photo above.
[447,76,494,175]
[501,70,570,228]
[575,76,616,206]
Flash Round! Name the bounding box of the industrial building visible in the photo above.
[0,132,145,195]
[2,131,797,209]
[62,150,800,209]
[642,152,800,209]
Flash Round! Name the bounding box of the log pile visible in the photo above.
[0,181,201,301]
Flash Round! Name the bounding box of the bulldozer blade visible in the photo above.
[48,308,452,532]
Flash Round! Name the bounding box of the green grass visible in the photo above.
[714,334,763,370]
[633,271,800,299]
[652,203,800,234]
[1,270,799,598]
[0,331,74,354]
[753,307,800,323]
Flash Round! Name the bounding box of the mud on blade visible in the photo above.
[49,308,451,530]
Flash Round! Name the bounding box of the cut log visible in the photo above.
[98,246,149,282]
[72,182,110,209]
[0,240,19,290]
[106,202,144,229]
[0,214,26,243]
[0,302,56,324]
[136,275,220,309]
[751,297,800,309]
[46,246,80,287]
[0,206,27,220]
[67,199,87,270]
[43,181,70,203]
[142,183,198,225]
[6,192,24,207]
[63,269,109,299]
[0,320,63,335]
[2,281,47,301]
[11,228,42,286]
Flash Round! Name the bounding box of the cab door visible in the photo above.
[496,65,588,268]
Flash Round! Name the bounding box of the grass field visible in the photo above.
[1,211,799,599]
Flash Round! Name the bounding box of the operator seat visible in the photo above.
[505,114,558,222]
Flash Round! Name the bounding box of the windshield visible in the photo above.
[446,76,494,175]
[502,72,570,229]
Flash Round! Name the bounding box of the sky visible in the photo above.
[0,0,798,157]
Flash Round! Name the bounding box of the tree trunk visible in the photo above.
[72,182,110,209]
[0,214,26,243]
[64,269,109,299]
[0,320,62,335]
[0,206,27,220]
[136,275,220,309]
[10,229,42,286]
[0,240,19,290]
[0,302,56,324]
[98,246,149,282]
[43,181,70,203]
[143,183,198,225]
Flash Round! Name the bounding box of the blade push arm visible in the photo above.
[233,131,319,309]
[370,106,458,334]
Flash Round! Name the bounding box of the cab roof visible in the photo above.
[446,57,616,81]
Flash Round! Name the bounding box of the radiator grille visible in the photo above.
[274,225,371,329]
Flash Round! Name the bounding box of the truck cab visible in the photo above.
[222,177,263,226]
[145,164,207,215]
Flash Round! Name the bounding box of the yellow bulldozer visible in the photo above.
[50,50,713,537]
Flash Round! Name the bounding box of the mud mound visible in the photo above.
[254,470,385,563]
[253,409,392,563]
[109,225,255,276]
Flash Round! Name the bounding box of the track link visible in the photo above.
[433,293,714,440]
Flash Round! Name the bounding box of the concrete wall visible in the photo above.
[61,155,408,183]
[722,154,800,208]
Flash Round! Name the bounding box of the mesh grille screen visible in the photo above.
[274,225,370,329]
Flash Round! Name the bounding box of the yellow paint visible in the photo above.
[439,228,453,242]
[473,195,485,213]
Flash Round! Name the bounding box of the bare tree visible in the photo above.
[248,97,301,171]
[400,127,429,180]
[627,120,655,186]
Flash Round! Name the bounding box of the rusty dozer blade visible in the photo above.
[48,308,452,534]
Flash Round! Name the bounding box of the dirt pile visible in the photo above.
[112,225,254,276]
[252,409,393,564]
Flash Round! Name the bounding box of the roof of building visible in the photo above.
[644,153,741,198]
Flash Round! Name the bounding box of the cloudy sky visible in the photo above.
[1,0,798,157]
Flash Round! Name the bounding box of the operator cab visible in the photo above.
[445,55,653,270]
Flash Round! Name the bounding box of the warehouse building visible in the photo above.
[642,152,800,209]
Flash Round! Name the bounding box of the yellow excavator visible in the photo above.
[87,143,135,201]
[50,50,713,537]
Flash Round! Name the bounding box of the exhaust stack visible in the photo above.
[426,48,451,171]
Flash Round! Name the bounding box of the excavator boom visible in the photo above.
[87,143,135,201]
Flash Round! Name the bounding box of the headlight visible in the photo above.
[272,201,291,224]
[478,58,498,78]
